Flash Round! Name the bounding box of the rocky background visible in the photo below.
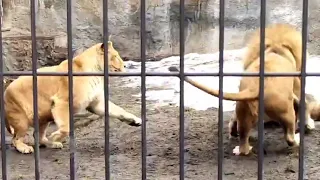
[2,0,320,72]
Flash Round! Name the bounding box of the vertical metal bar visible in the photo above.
[140,0,147,179]
[67,0,76,179]
[299,0,308,179]
[258,0,266,179]
[179,0,185,179]
[217,0,225,179]
[31,0,40,179]
[102,0,110,180]
[0,3,6,180]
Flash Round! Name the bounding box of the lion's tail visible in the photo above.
[184,76,258,101]
[169,66,258,101]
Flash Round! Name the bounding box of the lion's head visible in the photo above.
[100,41,126,72]
[79,41,125,73]
[76,40,126,72]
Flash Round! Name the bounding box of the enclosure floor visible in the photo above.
[1,78,320,180]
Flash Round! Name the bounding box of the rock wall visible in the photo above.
[3,35,67,70]
[4,0,320,64]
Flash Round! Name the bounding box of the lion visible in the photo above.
[168,23,313,155]
[4,41,142,154]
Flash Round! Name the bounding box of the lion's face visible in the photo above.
[98,41,126,72]
[108,44,126,72]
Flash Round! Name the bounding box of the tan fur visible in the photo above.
[310,102,320,121]
[4,41,142,154]
[169,23,313,155]
[307,94,320,121]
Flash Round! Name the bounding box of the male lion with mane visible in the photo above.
[5,41,142,154]
[169,23,314,156]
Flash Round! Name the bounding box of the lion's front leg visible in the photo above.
[108,101,142,126]
[88,94,142,126]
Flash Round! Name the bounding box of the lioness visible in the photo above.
[169,23,313,156]
[5,41,142,154]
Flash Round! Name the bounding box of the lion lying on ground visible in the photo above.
[5,41,142,154]
[169,23,314,155]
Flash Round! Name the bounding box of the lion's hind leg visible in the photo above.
[8,113,34,154]
[232,102,255,156]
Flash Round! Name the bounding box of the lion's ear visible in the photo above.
[100,41,113,52]
[100,43,104,51]
[108,41,113,48]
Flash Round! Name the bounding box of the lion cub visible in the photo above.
[4,42,142,154]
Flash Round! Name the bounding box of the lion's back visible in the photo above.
[243,23,303,70]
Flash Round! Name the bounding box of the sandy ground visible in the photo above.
[1,77,320,180]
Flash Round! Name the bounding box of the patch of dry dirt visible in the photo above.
[1,77,320,180]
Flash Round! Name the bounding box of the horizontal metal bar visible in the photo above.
[3,71,320,77]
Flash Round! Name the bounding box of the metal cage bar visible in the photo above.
[179,0,185,179]
[218,0,225,179]
[140,0,147,179]
[0,2,6,180]
[30,0,40,179]
[0,0,312,180]
[2,71,320,77]
[258,0,266,179]
[66,0,76,179]
[102,0,110,179]
[299,0,309,179]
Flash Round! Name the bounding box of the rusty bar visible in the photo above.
[299,0,309,179]
[30,0,40,179]
[179,0,185,179]
[217,0,225,179]
[102,0,110,179]
[179,0,185,180]
[140,0,147,178]
[66,0,76,179]
[0,1,6,179]
[258,0,266,179]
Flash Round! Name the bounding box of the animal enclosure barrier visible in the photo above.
[0,0,312,180]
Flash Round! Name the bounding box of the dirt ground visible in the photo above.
[1,77,320,180]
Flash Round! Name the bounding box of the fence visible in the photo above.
[0,0,311,179]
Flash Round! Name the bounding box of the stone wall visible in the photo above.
[4,0,320,63]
